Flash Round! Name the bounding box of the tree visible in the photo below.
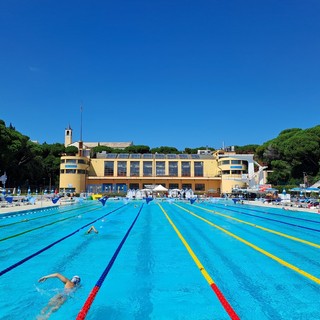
[65,146,78,155]
[1,118,320,189]
[150,146,179,154]
[124,145,150,154]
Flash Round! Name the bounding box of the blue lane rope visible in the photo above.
[211,204,320,233]
[231,203,320,224]
[0,204,127,277]
[77,203,144,319]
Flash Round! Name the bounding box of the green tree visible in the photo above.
[124,145,150,154]
[65,146,78,155]
[151,146,179,154]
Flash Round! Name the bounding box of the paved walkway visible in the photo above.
[0,200,58,215]
[243,199,320,214]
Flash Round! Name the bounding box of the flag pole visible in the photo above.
[80,103,83,142]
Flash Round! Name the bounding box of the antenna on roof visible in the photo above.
[80,102,83,142]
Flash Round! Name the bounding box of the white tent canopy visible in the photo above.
[153,185,168,192]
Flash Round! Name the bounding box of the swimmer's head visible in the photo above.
[71,275,81,285]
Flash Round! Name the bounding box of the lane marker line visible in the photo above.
[192,204,320,248]
[77,204,144,319]
[158,203,240,320]
[174,203,320,285]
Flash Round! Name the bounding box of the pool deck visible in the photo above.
[242,199,320,215]
[0,200,58,215]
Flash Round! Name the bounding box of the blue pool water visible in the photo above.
[0,199,320,319]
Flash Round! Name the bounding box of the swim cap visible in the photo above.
[71,275,81,285]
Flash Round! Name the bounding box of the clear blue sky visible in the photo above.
[1,0,319,151]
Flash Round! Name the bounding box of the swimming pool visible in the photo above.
[0,199,320,319]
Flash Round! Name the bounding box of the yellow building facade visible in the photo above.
[59,147,265,196]
[59,127,266,195]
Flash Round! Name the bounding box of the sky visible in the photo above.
[0,0,319,151]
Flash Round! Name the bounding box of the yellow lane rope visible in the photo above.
[157,203,239,319]
[191,204,320,249]
[174,203,320,285]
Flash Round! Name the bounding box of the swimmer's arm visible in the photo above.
[38,273,70,284]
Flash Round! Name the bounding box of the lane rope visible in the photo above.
[224,203,320,224]
[211,204,320,232]
[0,206,102,242]
[0,204,127,277]
[158,203,240,320]
[174,203,320,285]
[0,203,95,228]
[76,204,144,320]
[192,204,320,248]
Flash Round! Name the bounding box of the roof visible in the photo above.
[96,153,214,159]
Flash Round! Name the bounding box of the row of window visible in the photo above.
[221,170,245,175]
[61,159,88,164]
[219,159,247,165]
[87,183,212,192]
[98,153,204,159]
[104,161,204,177]
[61,169,87,174]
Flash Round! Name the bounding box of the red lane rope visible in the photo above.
[211,283,239,320]
[76,204,144,319]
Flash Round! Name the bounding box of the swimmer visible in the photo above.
[37,273,80,319]
[86,225,98,234]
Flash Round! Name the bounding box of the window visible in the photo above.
[143,161,153,176]
[156,161,165,176]
[129,183,139,189]
[182,184,192,189]
[169,161,178,176]
[78,159,86,164]
[221,160,230,165]
[60,169,65,173]
[104,161,114,176]
[194,161,203,177]
[231,160,241,164]
[222,170,230,175]
[66,159,77,164]
[66,169,76,174]
[195,184,205,191]
[130,161,140,176]
[60,159,65,163]
[169,183,179,189]
[181,161,191,177]
[103,184,113,192]
[231,170,242,175]
[117,161,127,176]
[77,169,86,174]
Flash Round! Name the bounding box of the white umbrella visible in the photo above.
[153,185,168,192]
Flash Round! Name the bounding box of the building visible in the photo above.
[59,127,267,195]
